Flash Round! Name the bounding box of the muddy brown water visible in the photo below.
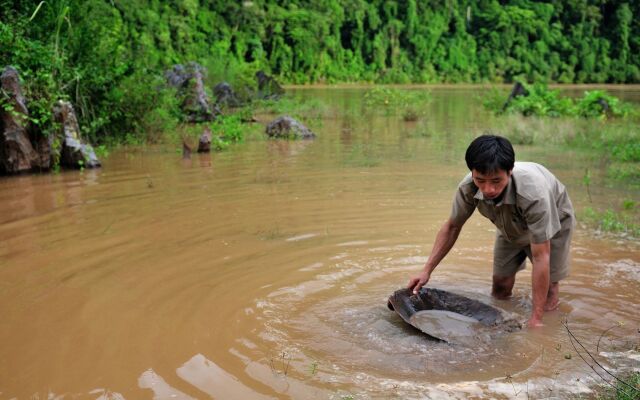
[0,87,638,399]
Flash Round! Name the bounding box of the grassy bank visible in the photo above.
[479,84,640,238]
[504,117,639,238]
[592,372,640,400]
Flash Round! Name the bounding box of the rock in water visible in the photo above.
[388,287,521,344]
[213,82,243,108]
[502,81,528,112]
[166,62,218,122]
[53,100,101,169]
[0,66,39,173]
[33,133,54,170]
[265,116,316,139]
[255,70,284,100]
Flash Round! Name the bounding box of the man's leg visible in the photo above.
[492,274,516,299]
[492,232,527,300]
[523,223,571,311]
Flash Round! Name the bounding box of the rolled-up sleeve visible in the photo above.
[521,193,561,243]
[450,184,476,226]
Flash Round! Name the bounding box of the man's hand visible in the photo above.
[407,271,431,295]
[407,219,463,295]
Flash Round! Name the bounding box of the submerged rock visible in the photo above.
[265,116,316,140]
[256,70,284,100]
[0,66,39,173]
[387,287,521,344]
[53,100,101,169]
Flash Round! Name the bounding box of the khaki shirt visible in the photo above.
[450,162,575,245]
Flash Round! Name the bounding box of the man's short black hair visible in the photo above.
[465,135,515,174]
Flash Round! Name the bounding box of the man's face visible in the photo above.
[471,169,511,200]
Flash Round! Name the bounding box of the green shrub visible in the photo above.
[363,87,430,116]
[211,114,245,143]
[104,73,181,144]
[575,90,636,118]
[607,163,640,183]
[611,142,640,163]
[507,82,573,117]
[490,82,639,119]
[481,88,508,113]
[582,206,639,237]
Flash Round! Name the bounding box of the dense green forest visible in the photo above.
[1,0,639,141]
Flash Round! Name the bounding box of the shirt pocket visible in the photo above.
[505,207,528,238]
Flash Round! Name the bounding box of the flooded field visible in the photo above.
[0,87,638,399]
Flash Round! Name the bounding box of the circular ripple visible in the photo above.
[252,242,542,388]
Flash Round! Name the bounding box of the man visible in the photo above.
[408,135,575,327]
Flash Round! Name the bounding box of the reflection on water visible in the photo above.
[0,87,638,399]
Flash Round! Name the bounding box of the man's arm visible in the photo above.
[529,240,551,327]
[407,218,464,294]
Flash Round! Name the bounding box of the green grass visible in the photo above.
[494,115,640,185]
[581,205,639,238]
[594,372,640,400]
[486,113,639,238]
[174,113,262,152]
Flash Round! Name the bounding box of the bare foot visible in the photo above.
[527,317,544,328]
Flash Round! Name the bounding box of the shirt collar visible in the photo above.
[473,175,516,206]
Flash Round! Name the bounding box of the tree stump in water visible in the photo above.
[197,126,212,153]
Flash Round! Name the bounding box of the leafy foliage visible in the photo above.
[583,207,640,237]
[2,0,640,144]
[507,83,574,117]
[211,114,246,144]
[492,82,639,119]
[574,90,636,118]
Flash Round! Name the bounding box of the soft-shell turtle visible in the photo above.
[387,288,522,344]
